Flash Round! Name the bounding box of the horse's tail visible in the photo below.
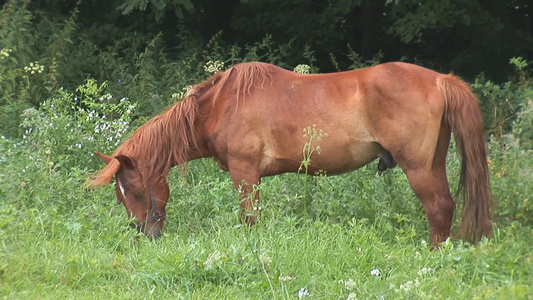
[437,74,493,243]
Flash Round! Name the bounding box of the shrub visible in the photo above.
[488,99,533,225]
[472,57,532,139]
[19,79,136,170]
[511,96,533,150]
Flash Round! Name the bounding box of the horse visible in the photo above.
[90,61,493,245]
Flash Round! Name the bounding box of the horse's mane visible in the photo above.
[90,61,275,187]
[212,61,274,107]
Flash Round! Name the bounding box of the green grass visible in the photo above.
[1,201,531,299]
[1,140,532,299]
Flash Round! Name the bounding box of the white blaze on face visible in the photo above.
[117,177,126,199]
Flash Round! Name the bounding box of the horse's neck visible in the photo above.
[172,147,208,167]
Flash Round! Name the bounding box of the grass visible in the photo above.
[1,139,532,299]
[1,200,531,299]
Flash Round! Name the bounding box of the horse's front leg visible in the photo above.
[228,160,261,225]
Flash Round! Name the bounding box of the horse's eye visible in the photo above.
[132,188,145,200]
[134,193,145,202]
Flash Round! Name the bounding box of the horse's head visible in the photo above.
[96,152,169,239]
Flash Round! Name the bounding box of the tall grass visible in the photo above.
[1,168,532,299]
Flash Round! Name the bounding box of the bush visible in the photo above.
[472,57,532,139]
[19,79,136,170]
[488,100,533,225]
[511,98,533,150]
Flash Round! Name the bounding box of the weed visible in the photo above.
[298,124,328,216]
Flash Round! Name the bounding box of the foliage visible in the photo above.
[472,58,533,140]
[0,0,300,137]
[231,0,363,66]
[512,99,533,150]
[19,79,136,170]
[117,0,194,20]
[0,0,43,135]
[386,0,531,79]
[1,0,531,137]
[487,103,533,224]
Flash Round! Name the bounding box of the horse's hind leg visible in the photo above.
[394,130,455,245]
[403,166,455,245]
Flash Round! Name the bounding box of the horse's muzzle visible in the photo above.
[129,219,164,240]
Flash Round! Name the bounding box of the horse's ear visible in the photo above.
[114,155,136,170]
[96,152,113,165]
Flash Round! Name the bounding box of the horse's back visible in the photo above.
[215,64,380,174]
[209,62,449,175]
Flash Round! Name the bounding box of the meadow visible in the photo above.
[1,98,532,299]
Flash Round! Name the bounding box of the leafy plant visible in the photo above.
[472,57,532,140]
[0,0,42,136]
[488,99,533,225]
[19,79,136,170]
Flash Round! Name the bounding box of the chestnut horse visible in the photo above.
[90,62,493,245]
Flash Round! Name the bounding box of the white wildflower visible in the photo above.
[399,279,419,292]
[204,250,224,271]
[417,267,434,276]
[259,253,272,266]
[294,64,311,74]
[346,292,358,300]
[297,288,310,299]
[339,278,356,290]
[24,61,45,74]
[204,60,224,74]
[0,48,13,58]
[278,274,297,282]
[370,268,381,277]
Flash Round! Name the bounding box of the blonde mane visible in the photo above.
[90,61,275,187]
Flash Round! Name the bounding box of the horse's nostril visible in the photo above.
[146,226,162,240]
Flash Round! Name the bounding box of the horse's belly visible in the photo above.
[311,140,380,175]
[262,138,380,176]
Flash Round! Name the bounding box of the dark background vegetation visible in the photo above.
[1,0,532,137]
[33,0,533,77]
